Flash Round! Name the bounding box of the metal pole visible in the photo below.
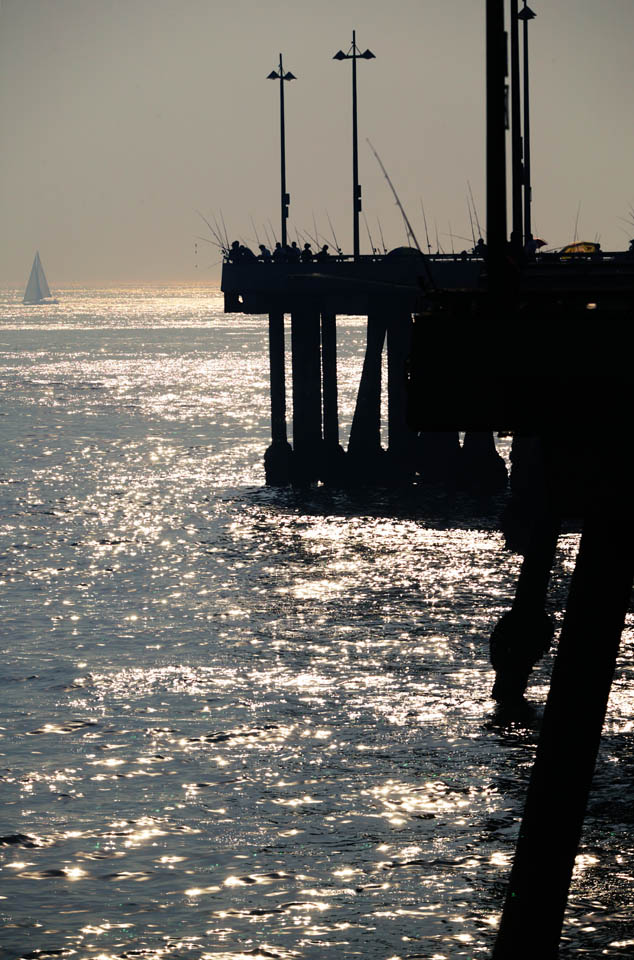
[486,0,508,290]
[279,54,288,248]
[352,31,360,259]
[522,6,533,243]
[509,0,523,255]
[334,33,374,260]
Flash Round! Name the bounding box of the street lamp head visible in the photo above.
[267,68,296,81]
[518,6,536,20]
[360,49,376,59]
[333,50,347,60]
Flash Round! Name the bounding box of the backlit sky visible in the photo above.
[1,0,633,286]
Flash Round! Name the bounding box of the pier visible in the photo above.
[220,1,633,956]
[221,246,633,488]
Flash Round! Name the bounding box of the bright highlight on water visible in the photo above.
[0,287,632,959]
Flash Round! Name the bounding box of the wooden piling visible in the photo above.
[490,502,560,703]
[264,310,293,485]
[492,477,633,958]
[387,308,417,476]
[320,311,346,483]
[290,305,322,484]
[347,307,387,480]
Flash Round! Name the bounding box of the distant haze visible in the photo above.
[1,0,633,286]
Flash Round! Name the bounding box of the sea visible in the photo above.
[0,285,632,960]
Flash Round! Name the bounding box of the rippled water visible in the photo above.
[1,286,632,960]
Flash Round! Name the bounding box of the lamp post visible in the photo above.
[267,54,296,249]
[509,0,523,255]
[518,2,536,245]
[333,31,375,259]
[486,0,507,290]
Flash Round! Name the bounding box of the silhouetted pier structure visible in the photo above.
[222,247,633,490]
[220,1,633,955]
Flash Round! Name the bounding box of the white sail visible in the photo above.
[36,253,51,298]
[23,252,53,303]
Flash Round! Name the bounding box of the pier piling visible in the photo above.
[347,307,387,481]
[386,308,417,477]
[290,305,322,484]
[264,310,293,485]
[492,473,633,958]
[320,310,346,483]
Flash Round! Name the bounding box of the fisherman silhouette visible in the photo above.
[238,244,256,262]
[316,244,331,262]
[301,243,313,262]
[258,244,272,263]
[473,237,487,257]
[288,241,301,262]
[272,242,285,262]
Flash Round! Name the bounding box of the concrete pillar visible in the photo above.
[264,310,293,485]
[460,430,508,494]
[347,308,387,481]
[320,311,346,484]
[290,305,322,484]
[386,307,417,478]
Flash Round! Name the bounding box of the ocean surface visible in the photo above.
[0,286,632,960]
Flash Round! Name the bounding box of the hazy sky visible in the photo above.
[1,0,633,286]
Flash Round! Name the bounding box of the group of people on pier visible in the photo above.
[227,239,334,265]
[225,235,634,266]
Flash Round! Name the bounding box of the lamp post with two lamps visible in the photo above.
[518,2,536,245]
[333,31,375,260]
[267,54,296,249]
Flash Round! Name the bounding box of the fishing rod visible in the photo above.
[376,216,387,254]
[367,138,437,289]
[325,209,343,256]
[467,193,476,247]
[249,215,261,247]
[312,212,323,251]
[263,222,275,250]
[302,222,320,249]
[267,219,279,246]
[219,209,231,250]
[197,211,227,254]
[448,222,455,256]
[573,201,581,244]
[196,234,223,250]
[434,220,444,255]
[196,210,221,247]
[420,199,432,255]
[213,212,229,252]
[467,180,483,239]
[367,139,421,253]
[362,212,376,254]
[442,230,474,245]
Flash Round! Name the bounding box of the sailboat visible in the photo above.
[23,251,58,304]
